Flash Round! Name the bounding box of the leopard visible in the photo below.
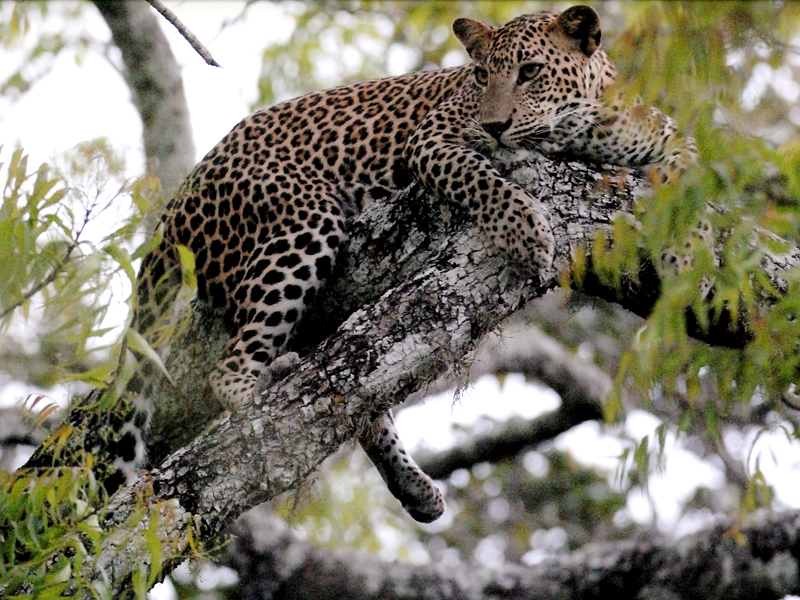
[28,5,695,523]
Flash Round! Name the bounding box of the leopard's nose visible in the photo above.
[482,118,512,140]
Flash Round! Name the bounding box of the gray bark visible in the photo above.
[93,0,195,200]
[221,506,800,600]
[143,155,640,466]
[75,153,800,597]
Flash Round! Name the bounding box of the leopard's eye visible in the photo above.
[474,66,489,86]
[517,63,542,84]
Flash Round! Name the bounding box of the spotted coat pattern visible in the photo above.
[121,6,694,522]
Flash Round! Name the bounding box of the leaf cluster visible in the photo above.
[588,3,800,471]
[0,463,206,599]
[0,467,105,598]
[0,143,179,596]
[0,143,158,393]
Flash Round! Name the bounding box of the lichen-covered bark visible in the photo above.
[86,154,625,596]
[143,154,643,467]
[75,153,800,597]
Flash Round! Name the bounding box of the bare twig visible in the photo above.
[145,0,221,68]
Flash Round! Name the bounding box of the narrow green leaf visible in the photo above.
[124,332,173,384]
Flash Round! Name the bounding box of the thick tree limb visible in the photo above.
[220,506,800,600]
[93,1,196,199]
[144,154,641,464]
[59,152,800,596]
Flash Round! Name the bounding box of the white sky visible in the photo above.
[0,2,295,170]
[2,6,800,595]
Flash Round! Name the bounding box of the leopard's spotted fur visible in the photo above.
[32,6,695,522]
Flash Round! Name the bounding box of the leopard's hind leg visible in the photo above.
[360,411,445,523]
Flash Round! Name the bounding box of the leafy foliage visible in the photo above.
[591,3,800,469]
[0,464,206,599]
[0,143,157,393]
[0,467,105,597]
[0,145,166,597]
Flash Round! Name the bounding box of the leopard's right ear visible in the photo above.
[550,5,602,57]
[453,18,494,62]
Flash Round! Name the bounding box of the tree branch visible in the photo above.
[79,154,631,596]
[415,320,609,479]
[144,155,640,466]
[53,152,800,596]
[220,506,800,600]
[92,0,196,199]
[145,0,221,68]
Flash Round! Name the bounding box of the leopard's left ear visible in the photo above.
[453,18,494,62]
[550,5,602,57]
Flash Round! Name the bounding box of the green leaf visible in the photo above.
[633,435,650,491]
[124,331,174,384]
[703,404,722,447]
[175,243,197,291]
[61,363,115,388]
[145,511,163,589]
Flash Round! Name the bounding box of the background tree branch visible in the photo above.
[93,0,195,200]
[220,505,800,600]
[414,318,609,479]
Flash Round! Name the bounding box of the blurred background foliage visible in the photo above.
[1,0,800,596]
[0,141,157,391]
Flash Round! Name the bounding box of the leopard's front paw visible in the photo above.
[646,135,698,185]
[257,351,301,394]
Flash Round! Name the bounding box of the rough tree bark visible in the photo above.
[74,151,800,598]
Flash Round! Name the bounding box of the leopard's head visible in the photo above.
[454,5,617,152]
